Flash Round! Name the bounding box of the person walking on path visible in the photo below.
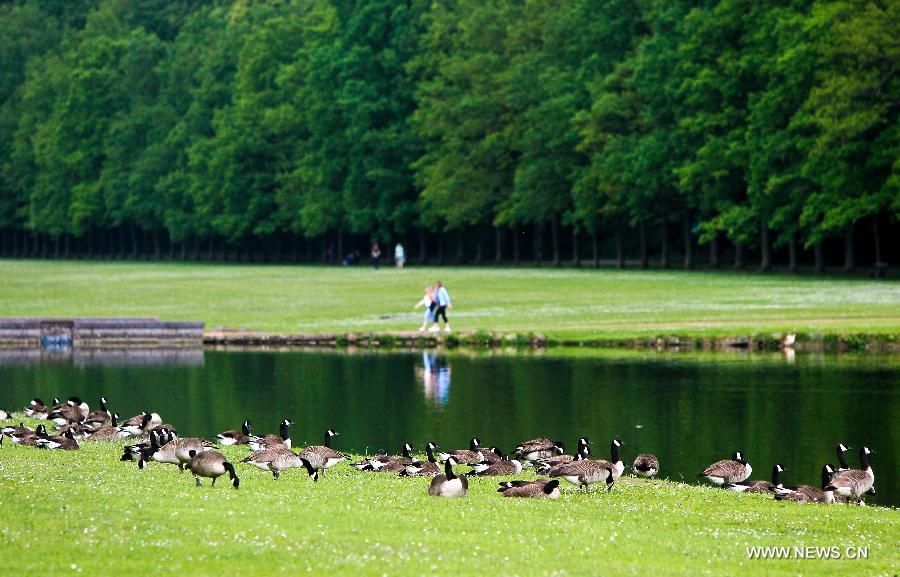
[371,242,382,269]
[414,285,437,332]
[430,280,452,333]
[395,243,406,269]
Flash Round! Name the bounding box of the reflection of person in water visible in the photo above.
[420,352,450,405]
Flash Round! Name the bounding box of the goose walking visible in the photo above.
[698,451,752,486]
[241,445,318,481]
[548,456,615,492]
[297,429,347,478]
[427,456,468,497]
[187,450,240,489]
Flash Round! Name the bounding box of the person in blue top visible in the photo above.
[429,280,452,333]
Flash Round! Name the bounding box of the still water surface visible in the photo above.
[1,349,897,505]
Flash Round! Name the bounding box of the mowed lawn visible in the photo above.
[0,428,897,576]
[0,260,899,340]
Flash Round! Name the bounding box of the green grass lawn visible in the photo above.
[0,260,898,341]
[0,419,896,576]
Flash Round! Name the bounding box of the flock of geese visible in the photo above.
[0,397,878,505]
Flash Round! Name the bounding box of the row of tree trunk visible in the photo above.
[0,219,884,273]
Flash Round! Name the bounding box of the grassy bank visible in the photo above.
[0,421,896,576]
[1,260,898,344]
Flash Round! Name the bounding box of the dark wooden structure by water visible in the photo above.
[0,318,204,347]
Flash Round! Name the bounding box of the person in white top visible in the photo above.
[414,286,436,332]
[395,243,405,269]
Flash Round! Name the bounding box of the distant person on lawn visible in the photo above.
[395,243,405,269]
[371,242,382,269]
[414,285,437,332]
[430,281,451,333]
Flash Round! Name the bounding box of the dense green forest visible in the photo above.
[0,0,897,269]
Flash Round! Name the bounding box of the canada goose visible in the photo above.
[603,438,625,478]
[84,397,111,429]
[825,446,875,505]
[217,420,253,446]
[121,411,162,436]
[48,402,85,426]
[248,419,294,452]
[467,450,523,476]
[122,428,175,462]
[428,456,468,497]
[773,464,836,504]
[1,422,29,438]
[173,437,217,469]
[514,437,566,461]
[138,431,181,469]
[439,436,487,465]
[400,442,441,477]
[498,479,561,499]
[698,451,752,486]
[24,398,52,419]
[632,453,660,478]
[57,422,89,440]
[35,428,79,450]
[835,443,852,471]
[352,443,415,471]
[187,450,240,489]
[548,456,615,492]
[0,408,10,420]
[84,413,128,441]
[727,464,786,493]
[534,439,592,473]
[240,445,318,481]
[297,429,347,477]
[9,424,48,446]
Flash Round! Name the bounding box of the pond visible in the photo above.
[1,348,897,505]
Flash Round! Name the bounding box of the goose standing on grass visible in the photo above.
[604,438,625,478]
[514,437,565,461]
[727,464,786,493]
[548,455,616,492]
[498,479,561,499]
[35,428,79,450]
[427,456,468,497]
[773,465,836,504]
[632,453,660,478]
[439,436,486,465]
[297,429,347,478]
[138,431,181,470]
[187,450,240,489]
[248,419,294,452]
[835,443,852,471]
[241,445,318,480]
[698,451,752,486]
[352,443,415,472]
[400,442,441,477]
[467,450,522,476]
[825,446,875,505]
[217,420,253,446]
[173,437,217,469]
